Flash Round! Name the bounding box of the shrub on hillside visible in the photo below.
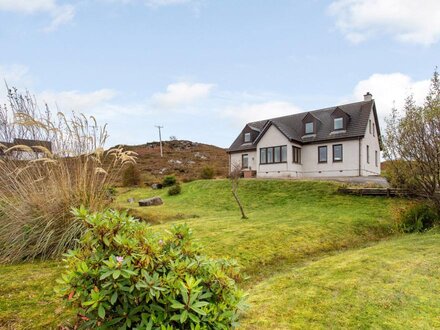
[397,203,439,233]
[162,175,177,187]
[57,207,245,329]
[0,88,137,263]
[168,183,182,196]
[201,166,215,179]
[122,163,141,186]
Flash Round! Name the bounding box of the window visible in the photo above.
[318,146,327,163]
[334,117,343,130]
[267,148,273,163]
[372,123,375,137]
[367,145,370,164]
[244,132,251,142]
[260,148,266,164]
[375,150,378,167]
[260,146,287,164]
[305,122,314,134]
[293,146,301,164]
[281,146,287,162]
[242,154,249,169]
[274,146,281,162]
[333,144,343,162]
[369,120,372,134]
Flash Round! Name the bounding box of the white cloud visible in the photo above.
[39,89,118,112]
[0,64,33,88]
[329,0,440,45]
[152,82,214,109]
[351,72,431,128]
[145,0,192,6]
[104,0,198,7]
[0,0,75,31]
[221,101,302,127]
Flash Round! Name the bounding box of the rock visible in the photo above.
[127,197,135,203]
[168,159,183,164]
[139,197,163,207]
[194,152,208,160]
[151,183,163,189]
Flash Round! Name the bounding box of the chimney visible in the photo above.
[364,92,373,101]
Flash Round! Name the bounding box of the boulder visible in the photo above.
[138,196,163,207]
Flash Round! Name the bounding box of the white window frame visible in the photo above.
[334,117,343,130]
[305,122,314,134]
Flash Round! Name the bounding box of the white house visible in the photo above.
[227,93,381,178]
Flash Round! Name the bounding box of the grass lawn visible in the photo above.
[116,180,398,282]
[242,233,440,329]
[1,179,437,329]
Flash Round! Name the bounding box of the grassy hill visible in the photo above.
[116,140,228,183]
[1,180,440,329]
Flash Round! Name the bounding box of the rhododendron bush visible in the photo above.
[57,207,246,329]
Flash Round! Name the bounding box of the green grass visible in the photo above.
[0,262,74,329]
[116,180,398,282]
[242,233,440,329]
[2,179,437,329]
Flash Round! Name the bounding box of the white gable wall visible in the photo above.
[360,108,381,176]
[257,125,302,178]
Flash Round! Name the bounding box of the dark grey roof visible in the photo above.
[228,100,379,153]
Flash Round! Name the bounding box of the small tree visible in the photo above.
[384,69,440,213]
[230,163,248,219]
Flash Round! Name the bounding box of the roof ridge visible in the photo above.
[247,100,371,124]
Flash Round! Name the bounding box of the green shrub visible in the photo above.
[57,207,245,329]
[162,175,177,187]
[168,183,182,196]
[201,166,215,179]
[122,163,141,187]
[398,203,438,233]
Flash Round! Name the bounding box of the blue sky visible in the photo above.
[1,0,439,147]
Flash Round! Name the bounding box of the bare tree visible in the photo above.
[230,163,248,219]
[383,69,440,213]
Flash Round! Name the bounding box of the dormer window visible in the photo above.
[334,117,343,130]
[305,122,314,134]
[244,132,251,142]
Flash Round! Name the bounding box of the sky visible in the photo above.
[0,0,439,148]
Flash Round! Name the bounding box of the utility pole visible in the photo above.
[155,125,164,157]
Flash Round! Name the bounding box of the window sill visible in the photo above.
[318,161,328,164]
[333,160,343,162]
[260,162,287,165]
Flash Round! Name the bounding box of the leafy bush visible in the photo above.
[162,175,177,187]
[57,208,245,329]
[201,166,215,179]
[0,88,137,263]
[122,163,141,186]
[168,183,182,196]
[398,203,439,233]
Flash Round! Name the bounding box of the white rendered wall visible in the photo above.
[360,109,381,176]
[230,150,256,171]
[301,139,360,177]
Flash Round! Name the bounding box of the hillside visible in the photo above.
[2,180,440,329]
[116,140,228,183]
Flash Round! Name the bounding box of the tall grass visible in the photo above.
[0,87,137,263]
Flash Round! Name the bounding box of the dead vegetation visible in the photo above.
[0,87,136,263]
